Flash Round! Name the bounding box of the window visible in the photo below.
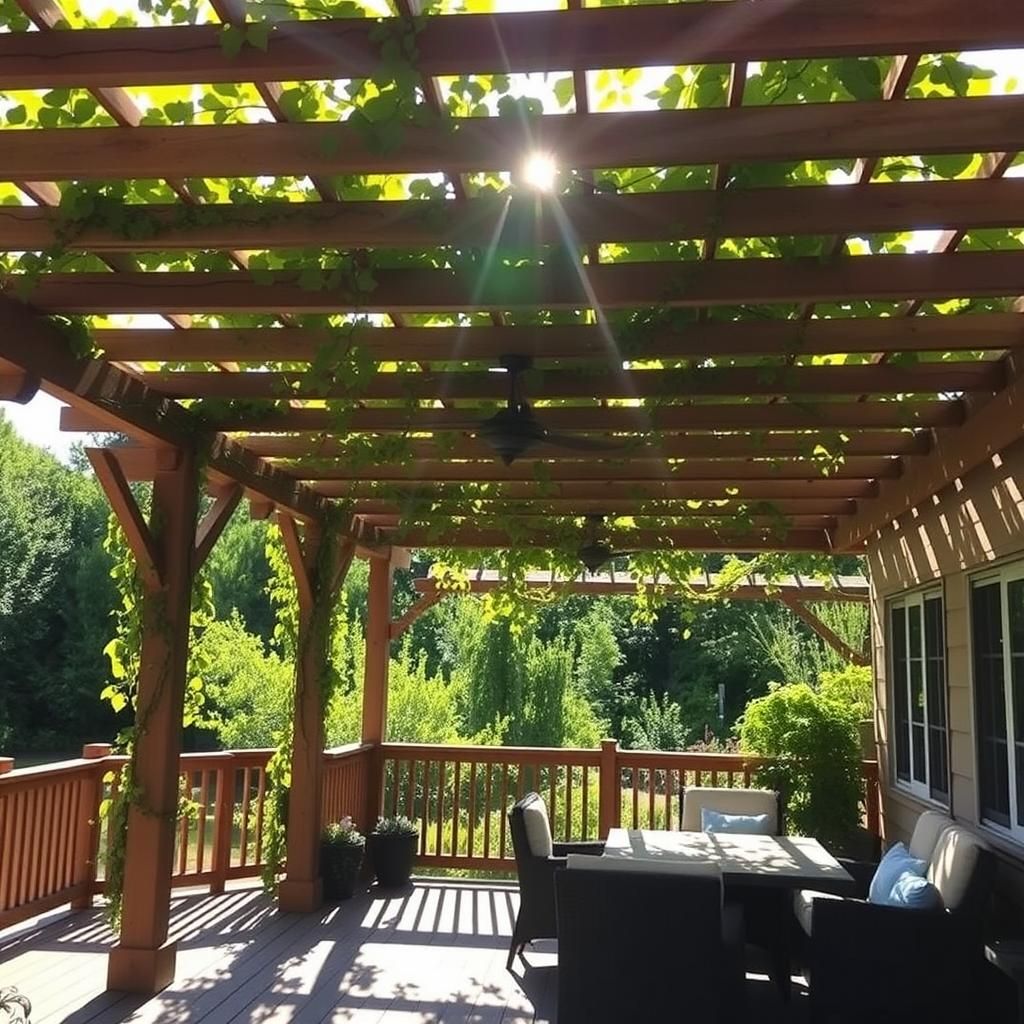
[889,590,948,803]
[972,563,1024,833]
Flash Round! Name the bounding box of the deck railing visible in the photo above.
[0,740,879,926]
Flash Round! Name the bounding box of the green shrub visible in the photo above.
[818,664,874,720]
[738,683,862,846]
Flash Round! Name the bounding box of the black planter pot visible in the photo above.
[368,833,418,888]
[321,841,364,901]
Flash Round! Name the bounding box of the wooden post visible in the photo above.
[277,517,356,913]
[362,555,393,831]
[598,739,619,839]
[107,454,198,995]
[71,742,111,910]
[0,757,13,775]
[210,756,235,895]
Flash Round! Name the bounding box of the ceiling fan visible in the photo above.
[477,354,624,465]
[577,514,634,574]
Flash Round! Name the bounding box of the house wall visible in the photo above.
[867,431,1024,918]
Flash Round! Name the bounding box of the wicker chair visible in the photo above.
[555,856,745,1024]
[797,816,996,1024]
[506,791,604,969]
[680,786,790,999]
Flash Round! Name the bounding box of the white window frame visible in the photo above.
[971,559,1024,840]
[889,587,947,805]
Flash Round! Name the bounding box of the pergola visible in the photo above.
[1,0,1023,996]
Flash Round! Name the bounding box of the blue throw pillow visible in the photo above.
[868,842,927,905]
[887,871,944,910]
[701,809,772,835]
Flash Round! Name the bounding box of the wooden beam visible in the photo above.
[6,180,1024,254]
[0,294,331,527]
[291,456,900,483]
[86,447,163,591]
[27,253,1024,314]
[0,367,40,403]
[5,98,1024,181]
[81,313,1024,365]
[141,362,1001,401]
[390,590,447,640]
[277,513,315,616]
[245,431,930,461]
[3,1,1023,89]
[387,526,832,552]
[835,354,1024,549]
[315,478,877,500]
[353,497,858,517]
[412,570,870,601]
[192,485,242,574]
[60,399,964,435]
[780,594,870,666]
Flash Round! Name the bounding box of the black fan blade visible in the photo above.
[541,431,627,452]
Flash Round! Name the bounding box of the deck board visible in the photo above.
[0,881,803,1022]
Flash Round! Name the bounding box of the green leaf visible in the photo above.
[220,24,245,59]
[43,88,71,108]
[6,104,26,125]
[552,76,574,109]
[246,22,270,52]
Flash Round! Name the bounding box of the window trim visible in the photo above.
[888,586,948,806]
[971,559,1024,840]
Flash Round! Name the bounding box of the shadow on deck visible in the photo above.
[0,882,806,1023]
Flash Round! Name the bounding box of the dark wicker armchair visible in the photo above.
[801,822,996,1024]
[506,791,604,969]
[555,857,745,1024]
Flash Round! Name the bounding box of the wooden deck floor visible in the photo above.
[0,882,805,1023]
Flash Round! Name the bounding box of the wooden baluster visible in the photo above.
[467,762,477,860]
[598,739,619,839]
[419,762,429,858]
[499,764,509,859]
[177,779,189,877]
[648,768,656,829]
[483,764,492,860]
[743,767,752,787]
[0,793,12,909]
[254,767,267,866]
[581,765,590,840]
[564,765,573,842]
[451,761,462,857]
[12,791,27,906]
[664,771,673,832]
[711,769,719,787]
[516,763,525,800]
[631,768,639,829]
[26,789,42,902]
[211,765,234,895]
[38,784,54,900]
[390,761,400,817]
[436,760,446,857]
[548,764,557,838]
[239,767,252,867]
[405,759,415,821]
[194,771,209,875]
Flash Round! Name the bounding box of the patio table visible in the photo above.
[603,828,856,893]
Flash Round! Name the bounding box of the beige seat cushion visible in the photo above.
[681,788,779,834]
[567,853,721,879]
[927,826,988,911]
[792,888,844,936]
[908,810,955,862]
[521,798,553,858]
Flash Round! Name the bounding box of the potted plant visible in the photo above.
[368,815,419,888]
[321,817,365,901]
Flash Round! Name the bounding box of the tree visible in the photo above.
[622,693,690,751]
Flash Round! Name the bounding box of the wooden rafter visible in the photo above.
[3,180,1022,254]
[137,363,1002,401]
[390,590,447,640]
[3,1,1022,89]
[4,98,1024,181]
[72,314,1024,364]
[23,253,1024,313]
[59,401,965,435]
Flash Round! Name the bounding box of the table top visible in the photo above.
[603,828,855,891]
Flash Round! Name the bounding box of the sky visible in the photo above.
[1,4,1021,464]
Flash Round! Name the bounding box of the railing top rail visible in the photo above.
[615,749,771,769]
[380,742,603,766]
[0,757,105,794]
[323,742,375,761]
[179,749,272,768]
